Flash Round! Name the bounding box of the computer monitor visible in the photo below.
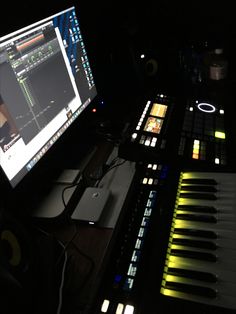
[0,6,97,188]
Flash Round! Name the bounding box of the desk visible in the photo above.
[33,140,136,314]
[44,221,113,314]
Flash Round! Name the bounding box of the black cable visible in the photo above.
[95,158,126,187]
[61,183,78,208]
[61,173,86,207]
[87,155,120,183]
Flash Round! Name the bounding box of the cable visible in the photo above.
[61,174,85,208]
[61,183,79,208]
[95,158,126,187]
[32,226,68,314]
[56,243,67,314]
[55,223,95,276]
[55,226,80,267]
[87,156,120,183]
[35,222,95,312]
[54,222,95,305]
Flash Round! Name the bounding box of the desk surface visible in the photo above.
[33,140,135,314]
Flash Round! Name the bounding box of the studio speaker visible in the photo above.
[0,209,34,313]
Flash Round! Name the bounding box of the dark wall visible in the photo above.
[2,1,236,109]
[2,0,236,126]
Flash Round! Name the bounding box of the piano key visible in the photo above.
[170,243,236,261]
[161,172,236,311]
[176,213,217,223]
[170,249,217,262]
[167,267,217,282]
[180,192,217,200]
[161,286,236,310]
[174,218,236,232]
[165,259,236,299]
[169,243,236,272]
[166,259,236,285]
[176,211,236,225]
[181,185,217,193]
[174,228,217,239]
[174,227,236,246]
[181,178,217,185]
[164,281,217,298]
[177,205,217,213]
[182,173,236,197]
[179,192,236,204]
[178,199,236,216]
[164,274,236,299]
[168,247,236,272]
[172,233,236,250]
[172,238,217,250]
[182,217,236,232]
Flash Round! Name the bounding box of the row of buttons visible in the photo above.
[98,164,169,313]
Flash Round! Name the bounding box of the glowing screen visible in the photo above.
[143,117,163,134]
[150,103,167,118]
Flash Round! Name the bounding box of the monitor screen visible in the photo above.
[0,6,97,187]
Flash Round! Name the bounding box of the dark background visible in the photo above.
[3,1,236,102]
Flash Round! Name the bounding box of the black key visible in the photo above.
[176,213,217,223]
[182,178,217,185]
[165,281,217,298]
[172,238,217,250]
[178,205,217,213]
[180,192,217,200]
[174,228,217,239]
[167,267,217,282]
[181,185,217,193]
[171,249,217,262]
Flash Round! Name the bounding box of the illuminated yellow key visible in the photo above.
[215,131,225,139]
